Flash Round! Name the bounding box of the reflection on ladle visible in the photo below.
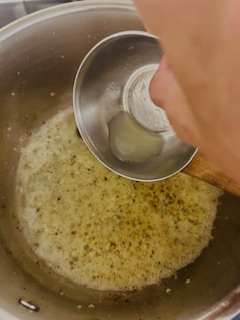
[123,64,171,133]
[108,64,169,163]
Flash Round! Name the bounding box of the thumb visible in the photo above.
[150,56,171,107]
[149,56,199,146]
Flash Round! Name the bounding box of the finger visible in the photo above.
[150,56,169,107]
[150,57,200,146]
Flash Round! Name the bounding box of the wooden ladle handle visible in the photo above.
[182,152,240,197]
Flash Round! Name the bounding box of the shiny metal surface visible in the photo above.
[0,0,72,27]
[74,31,197,181]
[0,1,240,320]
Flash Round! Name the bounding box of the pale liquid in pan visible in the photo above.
[108,112,162,162]
[16,108,223,291]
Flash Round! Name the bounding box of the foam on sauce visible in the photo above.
[16,108,223,291]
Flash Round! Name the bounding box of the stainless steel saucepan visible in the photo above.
[0,1,240,319]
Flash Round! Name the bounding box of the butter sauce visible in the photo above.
[16,108,222,291]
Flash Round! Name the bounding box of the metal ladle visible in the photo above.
[73,31,197,181]
[73,30,240,196]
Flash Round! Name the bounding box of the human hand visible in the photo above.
[134,0,240,182]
